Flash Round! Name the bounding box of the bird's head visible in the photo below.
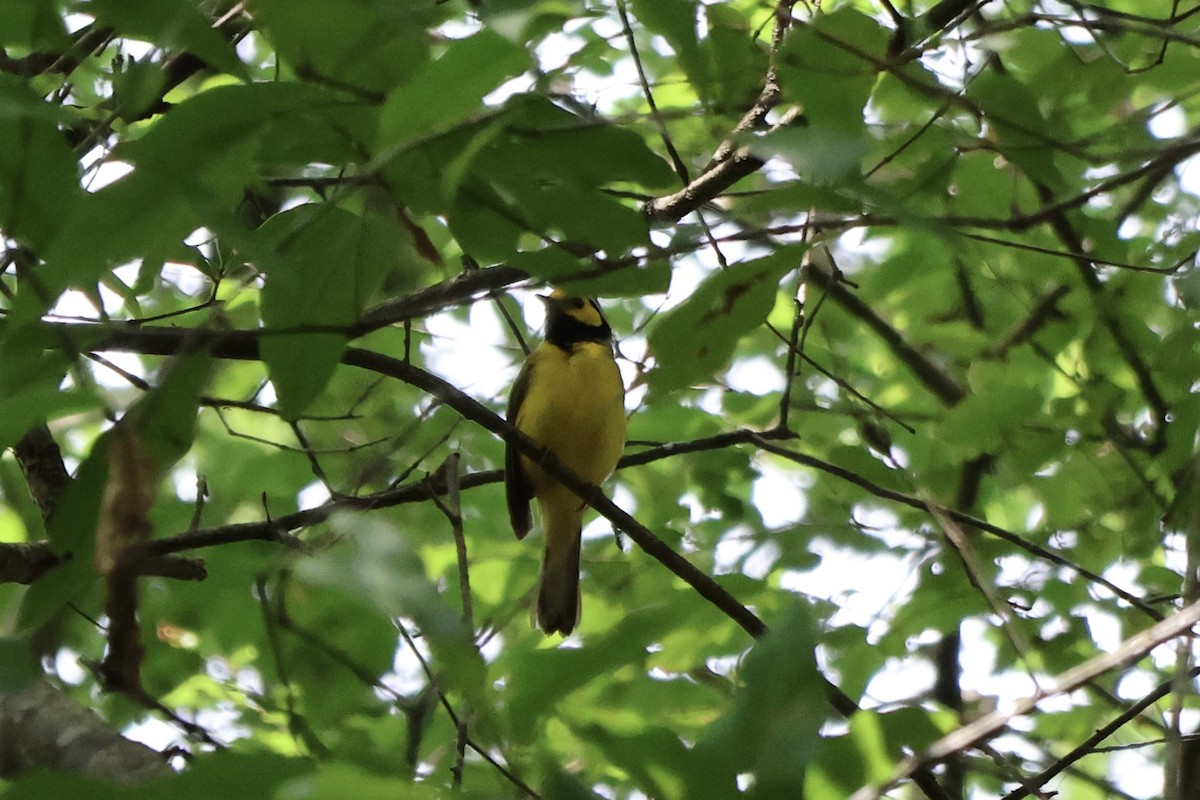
[540,289,612,346]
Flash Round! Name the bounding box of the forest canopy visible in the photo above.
[1,1,1200,799]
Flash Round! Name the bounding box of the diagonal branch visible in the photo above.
[1000,666,1200,800]
[850,599,1200,800]
[1035,187,1169,451]
[751,436,1161,620]
[34,321,1158,625]
[0,681,172,783]
[351,264,526,336]
[35,320,770,638]
[805,265,967,406]
[641,1,800,222]
[341,348,771,639]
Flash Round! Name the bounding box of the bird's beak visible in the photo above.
[536,293,552,305]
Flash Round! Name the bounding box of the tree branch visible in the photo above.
[13,425,70,524]
[851,600,1200,800]
[751,436,1161,620]
[641,1,800,223]
[0,681,172,784]
[806,266,967,406]
[0,544,206,584]
[1000,666,1200,800]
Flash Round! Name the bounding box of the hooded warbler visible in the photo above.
[505,291,626,635]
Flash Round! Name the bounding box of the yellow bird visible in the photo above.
[506,291,626,635]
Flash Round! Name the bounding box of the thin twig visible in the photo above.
[851,600,1200,800]
[777,288,804,433]
[396,622,540,797]
[426,453,471,787]
[923,495,1042,691]
[1000,666,1200,800]
[751,436,1161,620]
[616,0,690,183]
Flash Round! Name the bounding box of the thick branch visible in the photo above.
[56,320,766,637]
[0,542,208,585]
[0,541,61,584]
[13,425,70,523]
[352,265,527,336]
[641,149,768,223]
[123,434,778,558]
[641,3,800,223]
[342,348,771,639]
[0,681,172,784]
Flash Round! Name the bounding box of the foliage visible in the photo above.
[1,1,1199,798]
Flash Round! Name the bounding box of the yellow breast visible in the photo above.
[515,340,626,489]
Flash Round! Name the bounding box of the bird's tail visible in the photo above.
[536,522,582,635]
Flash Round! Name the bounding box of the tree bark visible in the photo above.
[0,681,172,784]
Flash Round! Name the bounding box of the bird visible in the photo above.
[505,290,626,635]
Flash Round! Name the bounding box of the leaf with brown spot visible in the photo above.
[647,247,804,395]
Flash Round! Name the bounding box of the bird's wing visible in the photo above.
[505,355,537,539]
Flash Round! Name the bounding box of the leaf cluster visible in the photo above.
[1,1,1200,799]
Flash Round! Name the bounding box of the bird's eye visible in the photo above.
[569,297,585,309]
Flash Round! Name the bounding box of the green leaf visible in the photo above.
[0,773,124,800]
[648,247,803,394]
[15,349,205,631]
[878,707,948,759]
[1172,265,1200,309]
[142,752,312,800]
[0,327,89,452]
[90,0,246,76]
[260,332,348,421]
[0,0,69,49]
[508,605,680,739]
[939,361,1045,457]
[16,351,206,627]
[694,5,765,108]
[127,83,364,176]
[447,186,527,261]
[38,83,365,306]
[16,438,110,632]
[478,96,676,191]
[777,8,885,129]
[539,766,605,800]
[509,246,672,296]
[514,180,649,254]
[256,206,368,317]
[0,638,39,692]
[275,763,438,800]
[258,204,405,417]
[124,350,211,471]
[254,0,433,93]
[378,28,529,149]
[806,732,869,797]
[111,58,169,121]
[698,602,825,798]
[630,0,698,62]
[296,513,487,707]
[0,76,82,253]
[278,587,397,728]
[753,126,869,185]
[967,71,1067,191]
[578,724,698,800]
[480,0,587,44]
